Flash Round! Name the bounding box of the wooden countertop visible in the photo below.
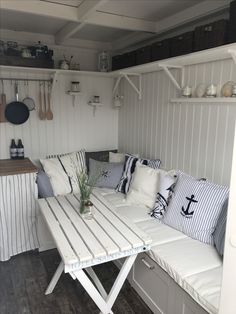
[0,158,38,176]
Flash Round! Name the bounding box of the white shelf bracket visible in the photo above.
[113,73,142,100]
[112,75,122,96]
[123,73,142,100]
[228,49,236,65]
[158,64,183,90]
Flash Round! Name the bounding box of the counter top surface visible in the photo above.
[0,158,38,176]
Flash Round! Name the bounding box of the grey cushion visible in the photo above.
[88,158,124,189]
[36,170,54,198]
[163,172,229,245]
[213,198,228,257]
[85,149,117,172]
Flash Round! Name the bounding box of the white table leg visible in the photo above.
[85,267,108,299]
[45,260,64,295]
[72,254,137,314]
[73,268,114,314]
[101,254,137,312]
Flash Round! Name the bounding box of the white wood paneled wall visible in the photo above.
[0,70,118,161]
[118,59,236,186]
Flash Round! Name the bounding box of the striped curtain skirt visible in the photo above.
[0,173,39,261]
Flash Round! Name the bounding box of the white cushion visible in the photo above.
[109,152,125,163]
[136,219,187,246]
[115,205,152,223]
[40,157,71,196]
[40,150,86,196]
[126,162,160,208]
[150,169,177,219]
[183,267,222,314]
[150,237,222,286]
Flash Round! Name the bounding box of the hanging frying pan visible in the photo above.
[5,83,29,125]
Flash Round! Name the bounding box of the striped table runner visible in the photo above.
[0,173,39,261]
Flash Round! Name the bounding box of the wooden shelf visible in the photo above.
[67,91,83,96]
[111,43,236,76]
[2,43,236,80]
[170,97,236,103]
[88,102,103,106]
[0,65,114,78]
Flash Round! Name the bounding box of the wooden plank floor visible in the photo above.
[0,249,153,314]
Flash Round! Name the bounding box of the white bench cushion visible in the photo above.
[95,188,223,314]
[182,267,222,314]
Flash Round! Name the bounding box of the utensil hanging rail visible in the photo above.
[0,78,52,83]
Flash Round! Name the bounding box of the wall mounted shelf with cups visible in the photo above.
[66,91,83,106]
[88,101,103,116]
[170,97,236,103]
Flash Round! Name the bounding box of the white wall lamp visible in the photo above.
[113,94,124,108]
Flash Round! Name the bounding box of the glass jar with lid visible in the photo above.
[71,81,80,92]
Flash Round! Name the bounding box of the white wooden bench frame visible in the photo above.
[38,192,152,314]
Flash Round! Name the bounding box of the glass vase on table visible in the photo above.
[76,169,101,220]
[80,198,94,220]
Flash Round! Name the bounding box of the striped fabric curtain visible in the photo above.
[0,173,39,261]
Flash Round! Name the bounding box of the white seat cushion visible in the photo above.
[136,219,187,246]
[183,267,222,314]
[150,237,222,286]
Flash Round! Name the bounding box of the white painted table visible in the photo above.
[38,190,152,314]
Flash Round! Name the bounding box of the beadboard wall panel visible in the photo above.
[118,58,236,186]
[0,69,118,160]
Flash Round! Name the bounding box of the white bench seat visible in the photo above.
[97,188,223,314]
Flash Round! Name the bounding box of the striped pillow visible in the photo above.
[213,198,228,256]
[116,154,138,193]
[41,150,86,196]
[116,155,161,194]
[162,172,229,245]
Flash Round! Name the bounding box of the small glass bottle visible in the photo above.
[10,139,17,160]
[17,139,24,159]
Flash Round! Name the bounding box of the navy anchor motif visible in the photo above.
[181,194,198,218]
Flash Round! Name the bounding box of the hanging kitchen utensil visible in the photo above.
[23,80,35,111]
[46,82,53,120]
[5,82,29,125]
[38,81,45,120]
[0,79,6,122]
[43,82,47,118]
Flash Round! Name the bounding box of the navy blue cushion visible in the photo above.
[213,198,228,257]
[36,170,54,198]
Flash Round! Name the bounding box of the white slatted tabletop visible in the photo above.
[38,191,152,314]
[38,192,151,272]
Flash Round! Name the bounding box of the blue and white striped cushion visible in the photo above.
[116,155,161,194]
[213,198,228,256]
[163,172,229,245]
[116,154,138,193]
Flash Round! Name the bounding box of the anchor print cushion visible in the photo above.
[162,172,229,245]
[88,159,124,189]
